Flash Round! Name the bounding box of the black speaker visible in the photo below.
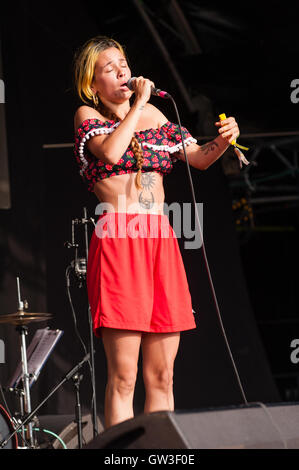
[84,402,299,449]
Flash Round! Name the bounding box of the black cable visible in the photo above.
[65,265,89,356]
[65,265,95,424]
[169,94,249,405]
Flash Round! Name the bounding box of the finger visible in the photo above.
[219,117,235,127]
[229,136,237,144]
[135,76,144,84]
[224,134,237,144]
[219,119,229,126]
[218,125,229,133]
[225,116,235,124]
[141,78,153,89]
[218,124,237,134]
[221,130,235,139]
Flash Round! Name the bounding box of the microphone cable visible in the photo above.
[65,265,96,417]
[168,94,249,405]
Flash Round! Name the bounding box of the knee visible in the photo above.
[108,369,138,396]
[143,368,174,392]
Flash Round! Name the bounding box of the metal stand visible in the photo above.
[0,353,90,449]
[15,325,34,447]
[83,207,98,438]
[65,207,98,438]
[72,373,83,449]
[14,278,35,448]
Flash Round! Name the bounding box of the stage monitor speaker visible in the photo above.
[38,413,104,449]
[84,403,299,449]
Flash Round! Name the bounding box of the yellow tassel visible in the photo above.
[219,113,250,165]
[234,142,249,151]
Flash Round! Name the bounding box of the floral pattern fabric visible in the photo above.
[73,118,197,192]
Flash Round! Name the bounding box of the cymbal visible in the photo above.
[0,310,52,325]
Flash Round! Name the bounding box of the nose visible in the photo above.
[117,68,125,79]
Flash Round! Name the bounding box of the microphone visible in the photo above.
[126,77,171,99]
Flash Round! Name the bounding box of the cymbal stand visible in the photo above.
[15,277,34,448]
[12,384,26,446]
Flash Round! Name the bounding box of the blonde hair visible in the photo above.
[73,35,144,190]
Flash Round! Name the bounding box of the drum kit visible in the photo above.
[0,278,52,448]
[0,208,98,449]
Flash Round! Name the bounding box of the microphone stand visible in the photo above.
[72,372,83,449]
[83,207,98,439]
[65,207,98,438]
[0,353,90,449]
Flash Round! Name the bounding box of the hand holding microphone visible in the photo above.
[126,76,171,101]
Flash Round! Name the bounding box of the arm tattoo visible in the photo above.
[200,140,219,155]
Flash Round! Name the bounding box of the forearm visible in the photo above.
[195,135,230,170]
[100,100,145,163]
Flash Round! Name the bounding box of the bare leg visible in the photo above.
[101,328,142,429]
[141,332,180,413]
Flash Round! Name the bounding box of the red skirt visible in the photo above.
[86,212,196,338]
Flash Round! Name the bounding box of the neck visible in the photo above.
[100,98,130,121]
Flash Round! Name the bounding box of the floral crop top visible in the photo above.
[74,118,197,192]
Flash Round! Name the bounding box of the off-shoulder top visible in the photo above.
[74,118,197,192]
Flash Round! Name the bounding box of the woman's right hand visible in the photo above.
[132,76,155,106]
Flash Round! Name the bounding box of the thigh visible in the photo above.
[141,332,180,374]
[102,328,142,376]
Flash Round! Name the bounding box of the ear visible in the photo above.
[90,83,96,94]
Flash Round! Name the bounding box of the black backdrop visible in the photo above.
[2,1,294,423]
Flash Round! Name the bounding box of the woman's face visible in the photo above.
[91,47,132,104]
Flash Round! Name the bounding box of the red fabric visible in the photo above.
[86,212,196,338]
[74,120,195,191]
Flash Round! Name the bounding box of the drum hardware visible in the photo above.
[0,405,18,449]
[2,385,27,447]
[64,206,98,439]
[0,277,52,449]
[0,277,52,326]
[9,382,30,447]
[0,352,90,449]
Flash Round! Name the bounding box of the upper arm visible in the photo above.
[145,103,169,128]
[74,106,112,162]
[74,105,105,131]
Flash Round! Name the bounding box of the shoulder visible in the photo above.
[74,105,106,132]
[144,103,168,127]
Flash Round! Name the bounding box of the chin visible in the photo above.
[116,91,132,101]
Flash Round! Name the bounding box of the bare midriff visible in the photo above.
[93,170,166,215]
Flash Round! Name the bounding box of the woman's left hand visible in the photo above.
[215,116,240,145]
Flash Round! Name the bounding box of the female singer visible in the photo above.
[73,36,240,429]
